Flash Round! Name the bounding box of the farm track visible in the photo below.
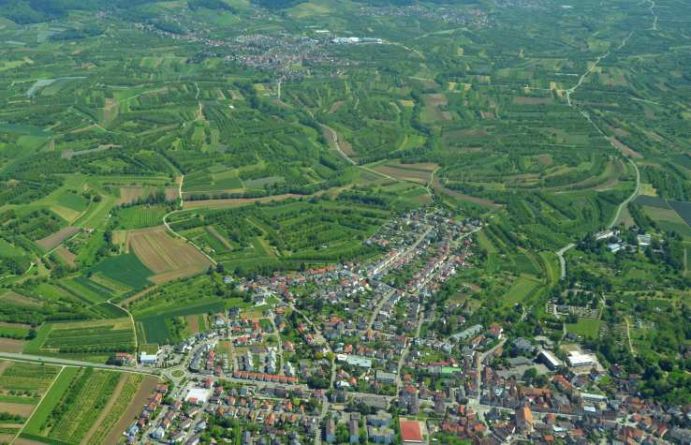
[161,175,218,267]
[554,29,641,282]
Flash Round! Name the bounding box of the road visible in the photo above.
[608,159,641,229]
[556,243,575,280]
[473,339,507,398]
[0,352,159,376]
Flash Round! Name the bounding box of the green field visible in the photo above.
[501,274,543,308]
[89,253,153,291]
[24,319,136,357]
[566,319,603,340]
[22,366,80,436]
[113,205,170,229]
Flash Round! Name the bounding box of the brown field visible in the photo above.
[185,314,201,334]
[424,93,448,107]
[53,245,77,267]
[184,194,301,209]
[373,161,439,184]
[431,176,501,209]
[0,291,41,307]
[35,227,80,251]
[513,96,553,105]
[102,376,159,445]
[0,338,27,353]
[0,433,16,444]
[608,137,643,159]
[126,227,212,282]
[0,402,34,417]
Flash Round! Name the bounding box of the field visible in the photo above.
[19,366,158,444]
[128,274,250,344]
[35,227,80,251]
[501,274,544,308]
[113,204,170,229]
[566,319,603,340]
[125,226,212,283]
[0,360,63,442]
[24,319,136,359]
[89,253,153,291]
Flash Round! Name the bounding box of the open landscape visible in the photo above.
[0,0,688,443]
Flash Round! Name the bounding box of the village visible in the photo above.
[113,208,689,445]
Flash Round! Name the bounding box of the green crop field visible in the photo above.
[113,205,170,229]
[89,253,153,291]
[25,319,136,358]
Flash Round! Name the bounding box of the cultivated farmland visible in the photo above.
[125,226,212,283]
[24,318,136,359]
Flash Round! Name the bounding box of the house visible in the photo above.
[368,426,395,444]
[375,371,396,385]
[349,417,359,444]
[516,405,534,434]
[399,419,424,445]
[367,412,392,428]
[488,323,503,339]
[637,234,652,247]
[325,418,336,444]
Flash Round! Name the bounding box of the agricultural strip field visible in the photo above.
[35,227,80,251]
[20,367,147,444]
[101,375,159,445]
[125,226,212,283]
[0,360,63,443]
[168,198,398,274]
[24,318,136,360]
[371,161,438,184]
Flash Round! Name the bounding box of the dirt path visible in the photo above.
[81,373,128,444]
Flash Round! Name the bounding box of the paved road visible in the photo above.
[0,352,159,376]
[556,243,575,280]
[608,159,641,229]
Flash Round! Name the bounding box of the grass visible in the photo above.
[566,319,603,340]
[55,191,88,213]
[501,274,543,308]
